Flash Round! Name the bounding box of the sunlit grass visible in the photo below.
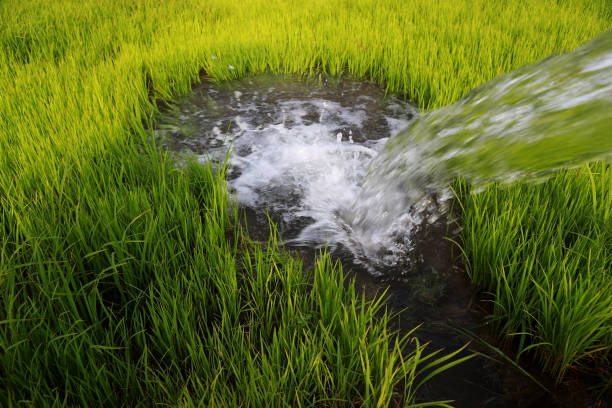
[455,163,611,382]
[1,146,468,406]
[0,0,610,404]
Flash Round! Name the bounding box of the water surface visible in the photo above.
[157,75,420,275]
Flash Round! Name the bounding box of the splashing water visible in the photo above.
[158,30,611,274]
[350,29,612,265]
[156,76,417,274]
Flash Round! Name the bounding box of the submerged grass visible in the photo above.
[0,0,610,404]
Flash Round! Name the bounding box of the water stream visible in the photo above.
[160,30,611,276]
[351,29,612,265]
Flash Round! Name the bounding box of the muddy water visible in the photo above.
[157,75,608,408]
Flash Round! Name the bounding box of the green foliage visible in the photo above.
[456,163,612,381]
[0,150,460,406]
[0,0,610,404]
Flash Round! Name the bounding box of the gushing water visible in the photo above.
[158,30,612,274]
[353,30,612,258]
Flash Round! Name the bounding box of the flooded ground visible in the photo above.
[157,75,609,408]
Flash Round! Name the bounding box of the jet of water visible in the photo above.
[351,29,612,261]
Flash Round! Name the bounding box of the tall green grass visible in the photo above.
[1,0,610,404]
[1,144,467,405]
[456,164,612,382]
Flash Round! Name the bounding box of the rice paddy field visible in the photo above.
[1,0,611,406]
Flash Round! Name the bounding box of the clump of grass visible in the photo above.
[1,147,465,406]
[455,163,612,381]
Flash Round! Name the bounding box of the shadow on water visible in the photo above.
[157,74,609,408]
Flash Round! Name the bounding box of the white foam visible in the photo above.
[191,93,417,271]
[161,77,418,273]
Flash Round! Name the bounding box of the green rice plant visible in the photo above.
[0,0,610,404]
[456,163,612,381]
[0,147,464,406]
